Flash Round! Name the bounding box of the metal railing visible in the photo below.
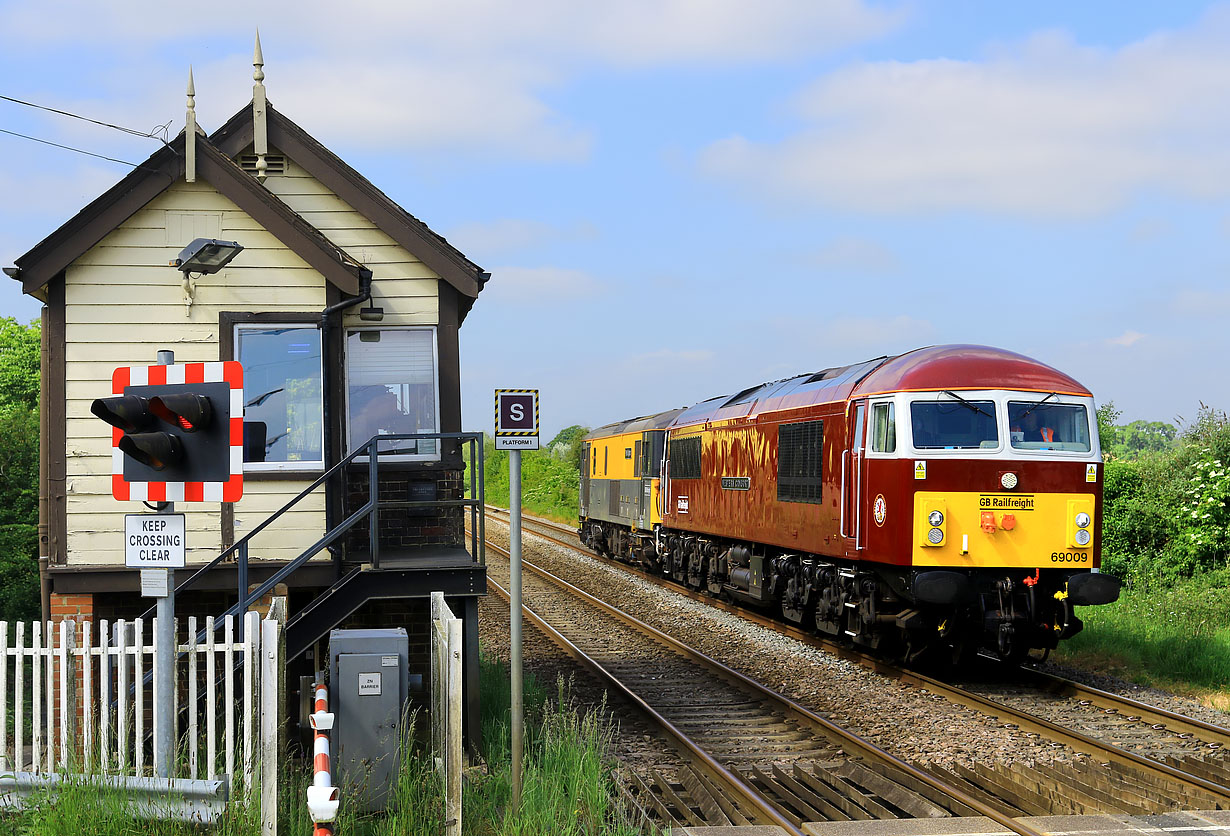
[139,432,485,630]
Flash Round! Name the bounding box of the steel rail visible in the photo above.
[482,535,1051,836]
[1007,667,1230,750]
[483,574,800,834]
[485,506,1230,805]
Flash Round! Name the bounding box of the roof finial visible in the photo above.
[252,30,269,183]
[185,66,197,183]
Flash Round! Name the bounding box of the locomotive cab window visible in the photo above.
[1008,401,1091,452]
[911,398,997,450]
[641,431,665,478]
[870,402,896,454]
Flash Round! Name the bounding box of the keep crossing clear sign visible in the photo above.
[125,514,187,568]
[494,389,539,450]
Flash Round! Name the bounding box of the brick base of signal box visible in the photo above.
[49,591,95,623]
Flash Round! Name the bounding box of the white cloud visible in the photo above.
[0,1,900,161]
[446,218,598,257]
[1107,330,1145,347]
[808,237,899,274]
[483,266,605,302]
[700,10,1230,215]
[1171,288,1230,318]
[0,2,901,66]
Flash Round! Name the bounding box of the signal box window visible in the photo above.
[871,403,896,453]
[670,436,702,479]
[346,328,439,460]
[1008,401,1091,452]
[911,399,997,450]
[778,420,823,503]
[236,325,323,470]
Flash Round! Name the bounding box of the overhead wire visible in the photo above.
[0,92,175,170]
[0,93,172,143]
[0,126,156,168]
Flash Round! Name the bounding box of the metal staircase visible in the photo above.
[141,431,486,648]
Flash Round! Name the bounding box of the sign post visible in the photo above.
[494,389,539,808]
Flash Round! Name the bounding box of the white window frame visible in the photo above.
[235,322,326,473]
[343,325,442,463]
[865,396,900,458]
[903,390,1100,461]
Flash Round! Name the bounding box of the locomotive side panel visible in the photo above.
[661,409,846,556]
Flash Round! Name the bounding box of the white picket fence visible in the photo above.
[0,611,276,793]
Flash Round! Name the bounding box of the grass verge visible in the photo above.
[1053,569,1230,710]
[3,655,651,835]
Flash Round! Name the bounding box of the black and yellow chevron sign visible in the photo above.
[495,389,540,444]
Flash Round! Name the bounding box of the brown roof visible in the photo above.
[211,103,488,305]
[12,129,367,296]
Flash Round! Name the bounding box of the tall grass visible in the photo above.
[4,654,651,835]
[2,771,260,835]
[1055,568,1230,706]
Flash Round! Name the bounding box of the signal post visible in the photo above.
[494,389,539,808]
[91,351,244,778]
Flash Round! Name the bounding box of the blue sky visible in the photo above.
[1,1,1226,440]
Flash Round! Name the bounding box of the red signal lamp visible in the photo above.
[150,394,214,433]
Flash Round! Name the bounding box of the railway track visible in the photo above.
[481,536,1048,834]
[482,505,1230,824]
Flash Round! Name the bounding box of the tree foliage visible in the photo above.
[478,426,589,523]
[0,317,41,621]
[1100,404,1230,585]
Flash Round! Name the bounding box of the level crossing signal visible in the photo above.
[91,362,244,502]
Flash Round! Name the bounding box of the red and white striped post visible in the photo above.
[306,681,339,834]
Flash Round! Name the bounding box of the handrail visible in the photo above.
[138,431,485,626]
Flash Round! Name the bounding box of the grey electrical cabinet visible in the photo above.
[329,628,410,811]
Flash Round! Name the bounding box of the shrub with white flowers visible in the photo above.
[1177,446,1230,567]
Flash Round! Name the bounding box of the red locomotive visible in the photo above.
[580,345,1121,662]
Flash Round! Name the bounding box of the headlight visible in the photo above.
[1075,512,1091,529]
[928,510,944,526]
[1001,472,1018,490]
[927,527,944,544]
[1074,528,1091,546]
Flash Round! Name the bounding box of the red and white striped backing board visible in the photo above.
[109,361,244,502]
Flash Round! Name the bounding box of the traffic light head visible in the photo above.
[90,395,154,433]
[150,394,213,433]
[118,432,183,471]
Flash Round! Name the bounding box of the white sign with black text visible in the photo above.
[125,514,187,569]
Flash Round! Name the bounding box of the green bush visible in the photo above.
[477,426,588,524]
[1100,406,1230,585]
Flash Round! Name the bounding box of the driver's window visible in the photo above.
[871,402,896,453]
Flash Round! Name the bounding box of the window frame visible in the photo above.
[343,325,442,463]
[229,316,326,475]
[868,399,897,456]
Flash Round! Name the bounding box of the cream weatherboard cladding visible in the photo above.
[62,164,445,567]
[259,151,440,329]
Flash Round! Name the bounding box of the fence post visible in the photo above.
[260,601,286,836]
[0,620,8,773]
[60,620,76,768]
[431,591,462,836]
[430,592,445,766]
[446,614,462,836]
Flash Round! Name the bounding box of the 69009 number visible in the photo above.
[1050,551,1087,563]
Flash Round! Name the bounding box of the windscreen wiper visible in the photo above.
[942,390,992,418]
[1019,392,1057,418]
